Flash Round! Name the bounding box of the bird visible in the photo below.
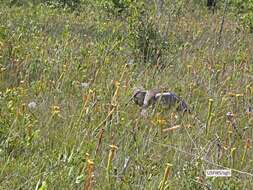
[127,87,190,116]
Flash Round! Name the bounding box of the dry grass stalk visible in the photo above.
[159,163,173,190]
[84,159,94,190]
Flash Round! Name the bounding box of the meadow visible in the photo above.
[0,1,253,189]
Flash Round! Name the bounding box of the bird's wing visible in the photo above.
[155,92,179,104]
[155,92,189,112]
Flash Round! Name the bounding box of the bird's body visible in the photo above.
[131,88,190,115]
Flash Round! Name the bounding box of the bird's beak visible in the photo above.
[125,95,135,107]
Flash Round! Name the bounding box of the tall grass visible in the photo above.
[0,1,253,189]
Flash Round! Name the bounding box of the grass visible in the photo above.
[0,1,253,189]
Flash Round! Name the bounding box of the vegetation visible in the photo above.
[0,0,253,189]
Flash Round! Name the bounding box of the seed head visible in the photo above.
[28,101,37,109]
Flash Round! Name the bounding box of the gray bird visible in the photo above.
[127,87,190,115]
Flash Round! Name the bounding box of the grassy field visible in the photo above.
[0,1,253,189]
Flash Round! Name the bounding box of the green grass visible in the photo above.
[0,1,253,189]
